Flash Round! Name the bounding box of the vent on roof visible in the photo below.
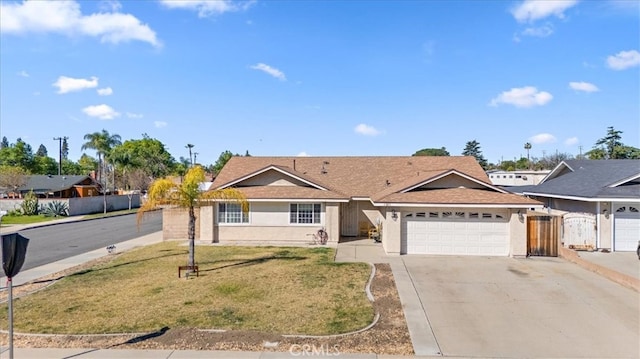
[386,180,391,186]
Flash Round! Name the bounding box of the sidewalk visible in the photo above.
[1,348,438,358]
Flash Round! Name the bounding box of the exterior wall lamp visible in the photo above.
[391,209,398,220]
[603,209,609,219]
[517,210,524,221]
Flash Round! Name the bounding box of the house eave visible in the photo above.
[523,192,640,203]
[373,202,543,209]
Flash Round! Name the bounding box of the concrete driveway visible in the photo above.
[402,255,640,358]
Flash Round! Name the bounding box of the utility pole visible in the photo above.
[53,136,68,175]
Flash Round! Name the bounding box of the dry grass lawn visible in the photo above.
[0,242,374,336]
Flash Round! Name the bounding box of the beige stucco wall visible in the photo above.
[163,207,200,240]
[206,201,340,245]
[509,210,527,257]
[600,202,613,249]
[381,207,401,255]
[239,170,307,187]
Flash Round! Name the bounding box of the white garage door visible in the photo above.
[614,204,640,252]
[402,210,509,256]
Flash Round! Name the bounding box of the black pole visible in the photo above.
[8,277,14,359]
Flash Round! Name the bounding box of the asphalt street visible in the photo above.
[6,211,162,271]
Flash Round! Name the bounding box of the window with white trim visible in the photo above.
[218,203,249,223]
[290,203,321,224]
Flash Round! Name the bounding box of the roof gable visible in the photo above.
[524,160,640,200]
[218,165,332,192]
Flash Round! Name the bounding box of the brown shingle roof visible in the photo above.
[213,156,542,206]
[214,156,489,198]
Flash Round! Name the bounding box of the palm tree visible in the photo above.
[524,142,532,169]
[82,129,122,183]
[186,144,195,167]
[82,130,122,213]
[138,165,247,274]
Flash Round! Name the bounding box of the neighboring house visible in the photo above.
[487,169,550,186]
[164,156,542,257]
[18,175,100,198]
[517,160,640,252]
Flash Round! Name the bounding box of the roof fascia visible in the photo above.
[218,166,329,191]
[206,198,349,203]
[539,161,572,184]
[523,191,640,203]
[608,173,640,187]
[401,170,507,194]
[372,202,543,208]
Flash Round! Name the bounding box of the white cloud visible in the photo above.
[564,137,579,146]
[354,123,382,136]
[489,86,553,108]
[154,121,167,128]
[606,50,640,70]
[99,0,122,12]
[522,23,554,37]
[82,104,120,120]
[53,76,98,94]
[511,0,579,23]
[97,87,113,96]
[160,0,254,18]
[17,70,29,77]
[297,151,310,157]
[529,133,557,144]
[250,63,286,81]
[126,112,143,119]
[569,81,599,92]
[0,0,161,47]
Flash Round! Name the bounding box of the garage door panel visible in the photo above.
[614,214,640,251]
[403,211,509,256]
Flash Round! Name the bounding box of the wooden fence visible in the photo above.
[527,215,561,257]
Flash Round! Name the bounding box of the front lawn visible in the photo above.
[0,242,374,335]
[0,215,56,225]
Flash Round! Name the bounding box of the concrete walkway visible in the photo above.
[334,239,441,356]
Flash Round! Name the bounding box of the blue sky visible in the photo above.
[1,0,638,166]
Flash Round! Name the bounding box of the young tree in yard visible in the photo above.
[138,165,247,274]
[462,140,488,169]
[0,165,28,197]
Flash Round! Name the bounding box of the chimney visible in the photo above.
[293,159,296,171]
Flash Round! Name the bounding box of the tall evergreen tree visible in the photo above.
[462,140,488,169]
[61,137,69,160]
[36,144,48,157]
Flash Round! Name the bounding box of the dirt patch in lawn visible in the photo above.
[1,262,413,355]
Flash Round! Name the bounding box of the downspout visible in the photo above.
[596,202,601,249]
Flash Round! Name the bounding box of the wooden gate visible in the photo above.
[527,215,561,257]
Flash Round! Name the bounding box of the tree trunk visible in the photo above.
[188,206,196,270]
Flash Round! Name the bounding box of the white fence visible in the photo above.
[0,194,140,216]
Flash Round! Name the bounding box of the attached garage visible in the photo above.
[401,210,510,255]
[613,204,640,252]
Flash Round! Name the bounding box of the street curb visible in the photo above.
[559,246,640,293]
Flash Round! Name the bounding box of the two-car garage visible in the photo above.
[401,210,510,256]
